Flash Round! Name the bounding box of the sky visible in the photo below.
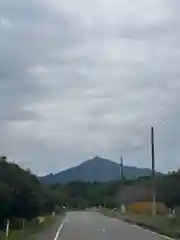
[0,0,180,175]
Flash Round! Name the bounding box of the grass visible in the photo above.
[0,214,61,240]
[101,208,180,239]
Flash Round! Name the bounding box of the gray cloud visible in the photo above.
[0,0,180,175]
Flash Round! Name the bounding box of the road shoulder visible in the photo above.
[100,209,180,239]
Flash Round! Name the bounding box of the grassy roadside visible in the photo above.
[101,208,180,239]
[0,213,64,240]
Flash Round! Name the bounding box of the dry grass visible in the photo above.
[127,202,168,215]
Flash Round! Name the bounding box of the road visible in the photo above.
[58,211,168,240]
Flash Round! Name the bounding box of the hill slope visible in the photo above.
[41,157,155,184]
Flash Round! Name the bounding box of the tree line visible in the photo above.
[0,156,62,227]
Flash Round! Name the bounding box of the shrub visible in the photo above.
[127,202,168,215]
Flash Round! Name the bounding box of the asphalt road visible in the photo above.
[58,211,167,240]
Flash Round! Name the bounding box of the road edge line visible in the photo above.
[54,218,65,240]
[128,222,175,240]
[100,212,175,240]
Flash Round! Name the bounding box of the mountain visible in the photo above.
[40,156,157,184]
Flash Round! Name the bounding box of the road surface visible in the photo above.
[58,211,168,240]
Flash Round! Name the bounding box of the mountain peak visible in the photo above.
[93,156,101,160]
[82,156,104,163]
[40,157,156,184]
[89,156,107,162]
[80,156,116,168]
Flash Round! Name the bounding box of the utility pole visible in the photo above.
[120,156,124,181]
[151,126,156,216]
[120,156,126,214]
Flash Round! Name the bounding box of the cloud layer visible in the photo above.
[0,0,180,175]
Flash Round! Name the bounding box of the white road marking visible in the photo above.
[54,218,66,240]
[110,215,175,240]
[129,222,175,240]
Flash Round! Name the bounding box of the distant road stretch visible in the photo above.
[57,211,168,240]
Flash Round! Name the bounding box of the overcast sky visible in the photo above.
[0,0,180,175]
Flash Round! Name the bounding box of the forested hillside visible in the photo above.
[41,156,155,183]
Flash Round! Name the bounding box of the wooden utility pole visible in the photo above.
[120,156,126,214]
[151,126,156,216]
[120,156,124,181]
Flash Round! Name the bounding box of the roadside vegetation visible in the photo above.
[100,171,180,239]
[0,156,64,239]
[0,215,57,240]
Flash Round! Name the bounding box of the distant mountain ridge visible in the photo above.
[40,156,157,184]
